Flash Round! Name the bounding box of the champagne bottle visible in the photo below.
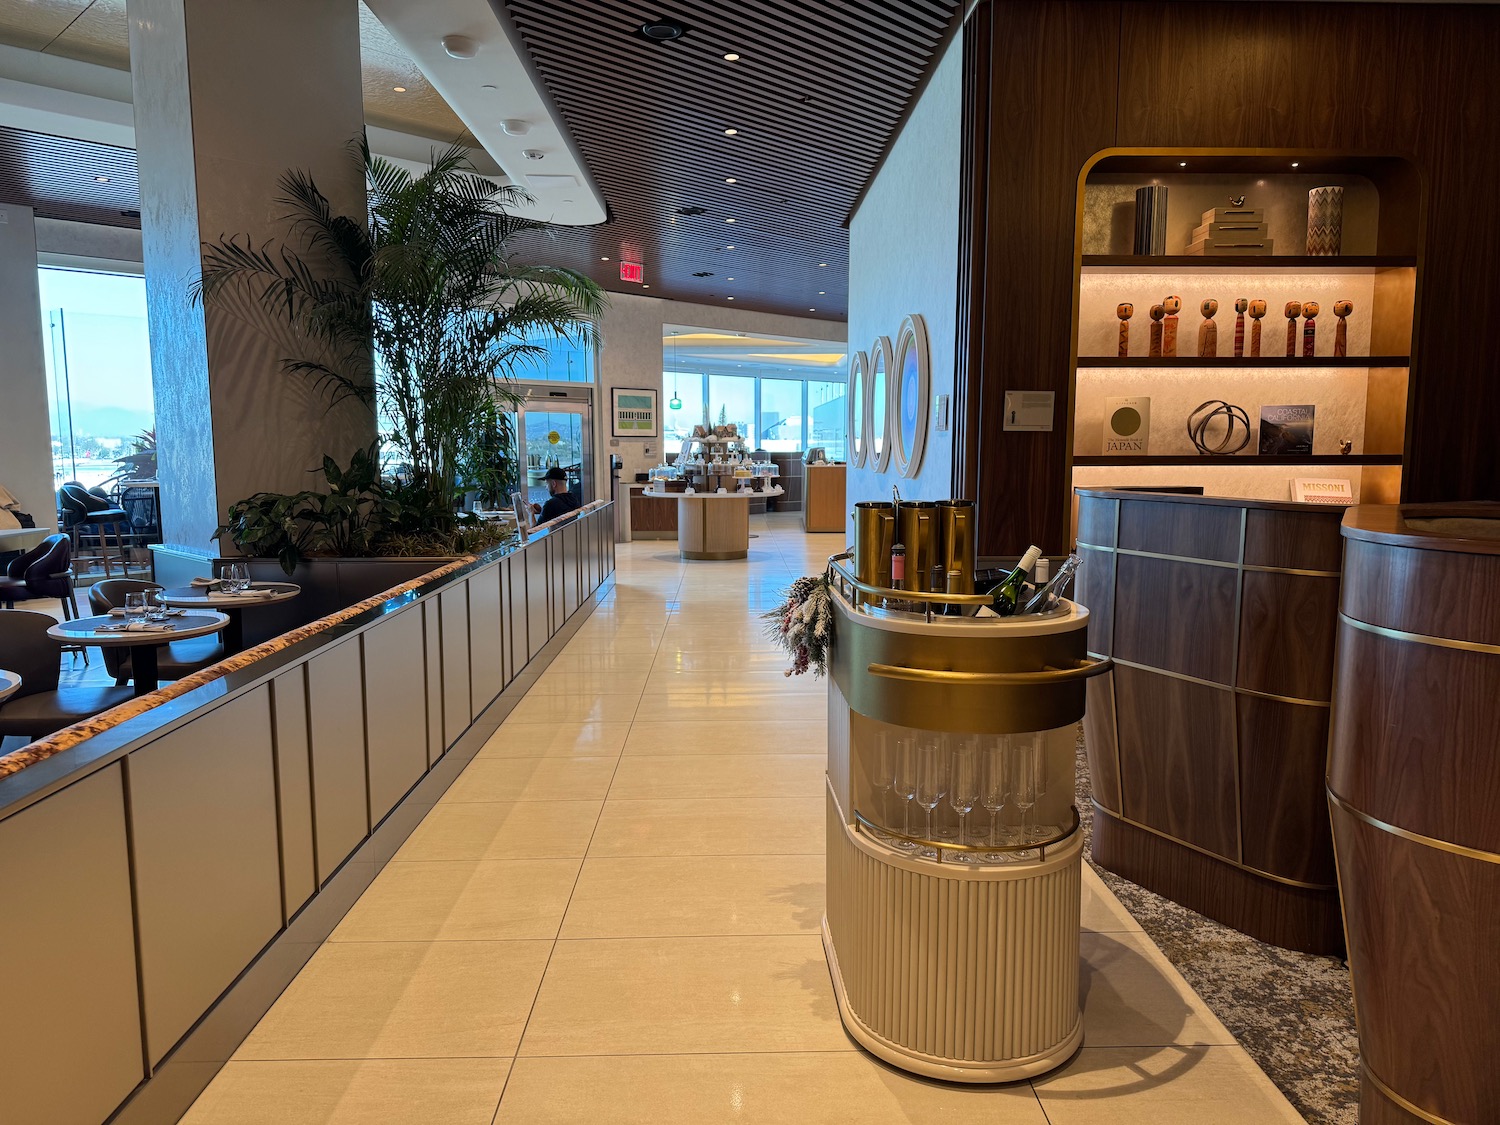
[988,545,1042,616]
[1021,553,1082,615]
[942,568,964,616]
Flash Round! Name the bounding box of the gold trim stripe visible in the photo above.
[1096,654,1331,708]
[1341,613,1500,657]
[1077,541,1339,578]
[1362,1065,1457,1125]
[1094,801,1339,890]
[1327,789,1500,866]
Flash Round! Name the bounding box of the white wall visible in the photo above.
[0,205,58,530]
[592,292,846,501]
[845,27,964,533]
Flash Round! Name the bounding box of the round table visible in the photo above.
[0,669,20,704]
[644,485,784,560]
[155,582,300,653]
[48,613,229,697]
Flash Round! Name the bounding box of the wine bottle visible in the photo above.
[942,568,964,616]
[988,545,1042,616]
[1020,553,1082,615]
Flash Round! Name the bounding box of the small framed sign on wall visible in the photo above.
[611,387,659,438]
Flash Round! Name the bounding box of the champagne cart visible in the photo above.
[821,548,1110,1082]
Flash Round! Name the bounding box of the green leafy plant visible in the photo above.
[196,138,606,534]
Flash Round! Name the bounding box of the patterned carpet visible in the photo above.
[1074,736,1360,1125]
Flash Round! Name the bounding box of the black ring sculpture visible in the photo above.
[1186,399,1252,455]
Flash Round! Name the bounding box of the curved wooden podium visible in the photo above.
[1330,504,1500,1125]
[1076,488,1346,954]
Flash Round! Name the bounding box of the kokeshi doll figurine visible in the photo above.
[1284,301,1303,357]
[1149,304,1165,357]
[1333,299,1354,357]
[1198,298,1219,357]
[1117,302,1134,358]
[1162,294,1182,357]
[1248,299,1267,357]
[1233,298,1248,357]
[1302,300,1320,357]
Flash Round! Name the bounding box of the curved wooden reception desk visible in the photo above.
[1330,504,1500,1125]
[1075,488,1345,954]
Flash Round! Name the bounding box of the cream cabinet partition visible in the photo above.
[270,668,316,921]
[526,542,550,659]
[439,582,472,744]
[363,604,431,826]
[306,637,370,884]
[468,564,506,717]
[126,688,283,1066]
[0,764,143,1125]
[423,599,443,766]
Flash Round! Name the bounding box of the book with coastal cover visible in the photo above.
[1259,404,1315,455]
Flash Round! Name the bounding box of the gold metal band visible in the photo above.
[827,552,994,606]
[1340,613,1500,656]
[1327,789,1500,866]
[1094,801,1339,890]
[1362,1064,1457,1125]
[853,806,1082,863]
[1076,541,1339,578]
[867,657,1111,686]
[1097,653,1331,708]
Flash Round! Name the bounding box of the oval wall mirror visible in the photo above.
[869,335,894,473]
[847,350,869,467]
[892,314,930,478]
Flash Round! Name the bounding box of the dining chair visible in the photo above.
[0,610,133,739]
[59,482,130,577]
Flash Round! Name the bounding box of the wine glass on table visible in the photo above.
[123,591,147,626]
[915,739,948,844]
[948,736,981,854]
[891,736,920,850]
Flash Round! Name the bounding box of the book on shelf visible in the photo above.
[1291,478,1353,504]
[1201,206,1264,225]
[1103,396,1150,454]
[1259,404,1316,455]
[1186,236,1275,256]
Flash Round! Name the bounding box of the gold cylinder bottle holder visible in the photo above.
[854,502,896,592]
[937,499,977,594]
[899,502,941,592]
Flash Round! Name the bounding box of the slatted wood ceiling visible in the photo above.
[0,125,139,228]
[502,0,963,319]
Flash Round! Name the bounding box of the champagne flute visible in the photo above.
[872,729,896,831]
[915,740,948,842]
[948,737,980,848]
[892,737,919,850]
[1010,732,1039,848]
[981,735,1010,847]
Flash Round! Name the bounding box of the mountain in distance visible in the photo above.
[65,403,154,438]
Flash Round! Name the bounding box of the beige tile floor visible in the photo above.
[182,515,1305,1124]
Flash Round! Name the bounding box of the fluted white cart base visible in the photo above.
[823,782,1083,1082]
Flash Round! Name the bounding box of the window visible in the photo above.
[513,323,594,382]
[809,380,848,461]
[662,370,707,445]
[758,378,804,453]
[38,268,154,490]
[708,374,756,445]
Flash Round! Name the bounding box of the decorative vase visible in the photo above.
[1133,185,1168,255]
[1306,186,1344,256]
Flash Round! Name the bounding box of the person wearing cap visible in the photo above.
[533,466,582,523]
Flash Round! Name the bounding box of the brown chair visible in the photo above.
[0,610,133,739]
[87,579,226,687]
[59,482,129,577]
[0,533,79,616]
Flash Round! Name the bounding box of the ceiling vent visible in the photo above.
[636,18,689,42]
[676,205,707,216]
[692,270,714,277]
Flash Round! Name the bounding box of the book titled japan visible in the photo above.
[1258,404,1315,455]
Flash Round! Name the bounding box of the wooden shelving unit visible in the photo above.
[1070,151,1418,507]
[1077,356,1409,369]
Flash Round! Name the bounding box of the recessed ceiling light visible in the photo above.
[726,277,734,281]
[726,296,735,300]
[94,175,110,183]
[725,245,734,250]
[643,284,650,288]
[601,256,610,261]
[725,217,735,223]
[818,262,827,267]
[818,291,825,295]
[392,86,407,92]
[1291,161,1301,168]
[723,128,738,135]
[723,52,740,61]
[724,177,736,184]
[809,307,816,312]
[1178,161,1187,167]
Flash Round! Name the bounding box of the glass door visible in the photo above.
[513,385,593,511]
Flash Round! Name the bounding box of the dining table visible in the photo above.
[0,669,20,704]
[48,612,230,697]
[154,581,301,653]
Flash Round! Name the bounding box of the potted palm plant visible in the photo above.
[197,139,606,581]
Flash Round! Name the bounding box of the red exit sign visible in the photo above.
[619,261,644,283]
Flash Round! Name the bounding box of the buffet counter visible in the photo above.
[641,484,785,559]
[0,503,616,1125]
[1075,487,1346,954]
[1330,503,1500,1125]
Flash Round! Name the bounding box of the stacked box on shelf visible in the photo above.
[1186,206,1273,255]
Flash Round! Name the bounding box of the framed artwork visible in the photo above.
[892,313,931,479]
[611,387,659,438]
[847,350,869,468]
[868,335,895,474]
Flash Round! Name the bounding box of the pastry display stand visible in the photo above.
[822,552,1110,1082]
[642,485,784,560]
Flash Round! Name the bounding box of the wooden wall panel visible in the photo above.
[1113,555,1237,683]
[1342,537,1500,646]
[1118,499,1239,562]
[967,1,1119,555]
[1114,664,1239,860]
[1075,546,1114,656]
[1243,508,1344,572]
[1236,571,1339,701]
[1236,695,1335,887]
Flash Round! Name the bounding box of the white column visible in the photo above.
[0,204,58,532]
